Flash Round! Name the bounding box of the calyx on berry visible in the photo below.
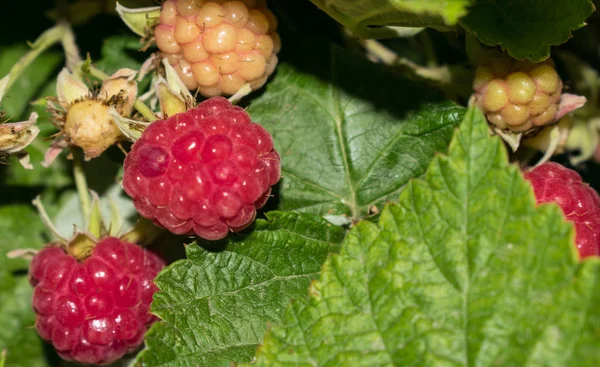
[45,67,138,164]
[0,74,40,169]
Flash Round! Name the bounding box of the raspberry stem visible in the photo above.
[32,196,68,244]
[59,21,81,72]
[72,148,91,222]
[120,217,165,246]
[3,24,68,94]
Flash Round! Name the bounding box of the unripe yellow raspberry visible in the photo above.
[472,53,563,132]
[155,0,280,97]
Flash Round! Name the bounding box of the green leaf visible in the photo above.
[462,0,595,62]
[0,45,62,120]
[248,44,465,220]
[0,204,47,274]
[0,277,49,367]
[0,204,51,367]
[95,35,146,75]
[135,211,346,367]
[249,107,600,366]
[310,0,473,37]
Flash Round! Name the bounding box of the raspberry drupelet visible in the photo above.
[524,162,600,258]
[473,53,563,132]
[122,97,281,240]
[29,238,165,365]
[155,0,281,97]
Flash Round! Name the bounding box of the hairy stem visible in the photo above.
[3,24,67,93]
[60,22,82,71]
[72,148,91,222]
[134,99,159,122]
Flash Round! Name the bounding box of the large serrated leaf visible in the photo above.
[135,211,346,367]
[462,0,595,62]
[249,107,600,366]
[0,277,49,367]
[310,0,473,37]
[0,204,51,367]
[248,43,465,221]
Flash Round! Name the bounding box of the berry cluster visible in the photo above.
[524,162,600,258]
[122,97,280,240]
[29,238,165,365]
[473,55,562,132]
[156,0,280,97]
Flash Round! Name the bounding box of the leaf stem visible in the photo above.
[134,99,159,122]
[3,24,67,94]
[32,196,68,244]
[60,22,82,71]
[72,148,90,222]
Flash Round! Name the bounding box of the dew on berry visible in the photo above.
[137,145,170,178]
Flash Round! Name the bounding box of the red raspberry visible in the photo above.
[524,162,600,259]
[122,97,281,240]
[29,238,165,365]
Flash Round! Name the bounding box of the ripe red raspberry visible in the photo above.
[524,162,600,259]
[122,97,280,240]
[29,237,165,365]
[155,0,280,97]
